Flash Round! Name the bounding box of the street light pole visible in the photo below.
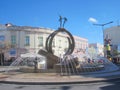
[93,21,113,31]
[93,21,113,58]
[93,21,113,42]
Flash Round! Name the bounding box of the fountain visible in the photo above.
[5,53,47,73]
[5,16,119,76]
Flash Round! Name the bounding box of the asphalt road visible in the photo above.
[0,80,120,90]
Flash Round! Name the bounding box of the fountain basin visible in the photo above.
[54,64,104,74]
[19,66,55,73]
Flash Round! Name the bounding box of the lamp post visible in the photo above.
[93,21,113,31]
[93,21,113,58]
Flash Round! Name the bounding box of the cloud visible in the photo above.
[88,17,98,23]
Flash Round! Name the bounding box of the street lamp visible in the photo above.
[93,21,113,58]
[93,21,113,30]
[93,21,113,42]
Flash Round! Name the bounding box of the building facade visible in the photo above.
[73,35,88,56]
[104,26,120,56]
[0,23,88,64]
[88,43,104,58]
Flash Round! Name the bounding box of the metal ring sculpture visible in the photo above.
[45,28,75,55]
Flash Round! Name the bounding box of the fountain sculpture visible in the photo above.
[6,16,119,76]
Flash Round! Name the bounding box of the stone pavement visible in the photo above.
[0,66,120,85]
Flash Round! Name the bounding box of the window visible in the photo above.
[38,36,43,46]
[25,36,30,46]
[11,35,16,45]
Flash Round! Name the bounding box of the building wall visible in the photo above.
[73,35,88,56]
[0,24,88,60]
[104,26,120,55]
[104,26,120,45]
[88,43,104,57]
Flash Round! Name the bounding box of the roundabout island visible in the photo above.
[0,17,120,85]
[0,28,120,85]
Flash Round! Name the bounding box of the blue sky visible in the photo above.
[0,0,120,44]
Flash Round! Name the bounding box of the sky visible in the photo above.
[0,0,120,44]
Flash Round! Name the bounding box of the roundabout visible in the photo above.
[0,17,119,85]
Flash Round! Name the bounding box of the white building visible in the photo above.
[73,35,88,55]
[0,23,88,62]
[88,43,104,58]
[104,26,120,54]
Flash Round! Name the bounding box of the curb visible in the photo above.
[0,77,120,85]
[0,74,120,85]
[0,66,120,85]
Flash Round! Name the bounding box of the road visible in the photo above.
[0,80,120,90]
